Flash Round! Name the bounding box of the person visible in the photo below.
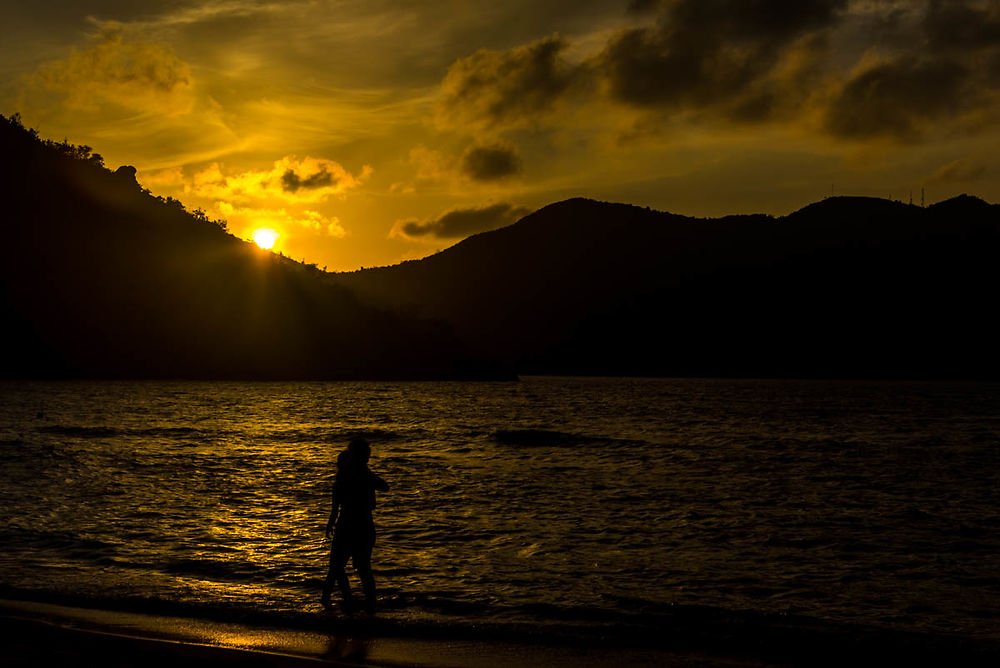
[321,437,389,613]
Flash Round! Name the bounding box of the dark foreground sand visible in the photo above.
[0,600,753,668]
[4,598,1000,667]
[1,616,325,667]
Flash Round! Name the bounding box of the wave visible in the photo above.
[36,425,204,439]
[0,527,117,554]
[161,558,274,582]
[266,427,411,444]
[136,427,201,436]
[38,425,120,438]
[33,424,414,444]
[492,428,641,447]
[33,423,432,447]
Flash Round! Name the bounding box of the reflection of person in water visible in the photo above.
[322,437,389,613]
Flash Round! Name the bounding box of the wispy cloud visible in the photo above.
[19,28,194,115]
[927,159,987,186]
[86,1,305,31]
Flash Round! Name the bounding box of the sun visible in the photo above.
[253,228,279,250]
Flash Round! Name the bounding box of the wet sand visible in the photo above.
[0,599,753,667]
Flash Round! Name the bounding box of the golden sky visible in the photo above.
[3,0,999,270]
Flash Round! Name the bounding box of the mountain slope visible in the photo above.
[333,196,1000,379]
[6,112,996,380]
[0,114,489,380]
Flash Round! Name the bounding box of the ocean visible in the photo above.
[1,377,998,651]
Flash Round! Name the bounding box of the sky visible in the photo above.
[3,0,999,270]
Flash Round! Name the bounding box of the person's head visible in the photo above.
[347,437,371,465]
[336,449,352,470]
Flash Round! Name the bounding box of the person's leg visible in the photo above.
[322,540,353,609]
[352,542,376,613]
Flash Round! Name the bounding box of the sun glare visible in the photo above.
[253,228,279,250]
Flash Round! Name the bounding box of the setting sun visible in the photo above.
[253,228,279,250]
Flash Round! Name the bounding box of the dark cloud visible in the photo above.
[821,0,1000,141]
[602,0,1000,139]
[461,143,522,180]
[598,0,847,113]
[924,0,1000,52]
[439,35,584,129]
[429,1,1000,144]
[435,1,846,131]
[281,167,334,192]
[825,58,972,140]
[627,0,661,13]
[860,5,919,48]
[396,202,531,239]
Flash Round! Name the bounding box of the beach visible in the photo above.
[3,597,1000,667]
[0,599,756,667]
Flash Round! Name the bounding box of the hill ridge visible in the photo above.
[0,114,498,380]
[333,191,1000,379]
[5,113,999,379]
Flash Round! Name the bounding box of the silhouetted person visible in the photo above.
[322,437,389,613]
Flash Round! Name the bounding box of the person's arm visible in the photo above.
[371,471,389,492]
[325,482,339,538]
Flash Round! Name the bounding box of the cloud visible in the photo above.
[922,0,1000,52]
[596,0,846,117]
[399,143,521,188]
[217,201,346,239]
[175,156,365,244]
[409,145,453,181]
[820,0,1000,142]
[438,35,585,131]
[431,0,850,137]
[391,202,531,240]
[627,0,662,13]
[824,56,974,140]
[112,1,297,29]
[191,156,370,204]
[429,0,1000,145]
[19,28,194,114]
[461,143,522,181]
[927,159,987,186]
[281,166,334,192]
[12,26,246,169]
[137,166,186,188]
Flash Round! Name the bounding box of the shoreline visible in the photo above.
[3,596,999,667]
[0,615,331,667]
[0,599,743,668]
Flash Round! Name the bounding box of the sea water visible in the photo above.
[0,377,998,644]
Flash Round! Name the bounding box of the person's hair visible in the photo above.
[347,436,371,463]
[336,449,351,469]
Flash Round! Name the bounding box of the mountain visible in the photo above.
[332,195,1000,379]
[6,113,997,380]
[0,114,495,380]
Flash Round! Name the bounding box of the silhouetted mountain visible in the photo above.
[333,195,1000,379]
[0,115,495,380]
[7,112,998,380]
